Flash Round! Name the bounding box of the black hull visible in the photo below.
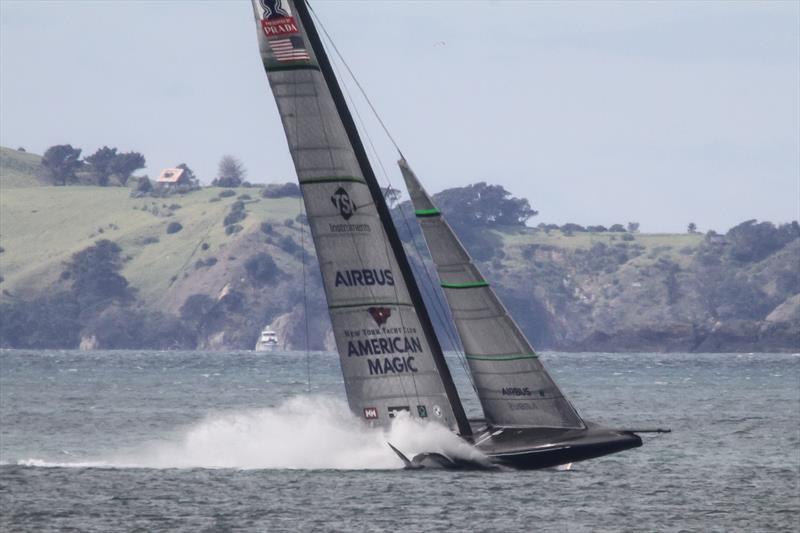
[473,421,643,470]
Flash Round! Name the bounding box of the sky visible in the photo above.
[1,0,798,233]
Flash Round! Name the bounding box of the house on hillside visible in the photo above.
[155,167,191,192]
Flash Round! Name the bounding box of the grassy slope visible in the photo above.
[0,147,44,187]
[0,186,302,303]
[500,228,704,268]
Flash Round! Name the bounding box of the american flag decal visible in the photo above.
[268,35,310,62]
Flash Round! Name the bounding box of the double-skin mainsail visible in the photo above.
[250,0,470,436]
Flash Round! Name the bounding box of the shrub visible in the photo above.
[261,182,301,198]
[621,233,635,242]
[219,189,236,198]
[237,194,252,200]
[278,235,301,256]
[140,236,159,245]
[209,197,220,203]
[201,242,210,251]
[260,222,275,235]
[194,257,217,269]
[244,253,282,284]
[180,294,217,323]
[225,224,243,236]
[166,222,183,234]
[230,200,245,212]
[223,210,246,227]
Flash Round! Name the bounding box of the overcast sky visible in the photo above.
[1,0,798,233]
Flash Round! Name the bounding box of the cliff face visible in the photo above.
[1,180,797,352]
[485,233,799,352]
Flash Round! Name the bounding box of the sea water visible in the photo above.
[0,350,797,532]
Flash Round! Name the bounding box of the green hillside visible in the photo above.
[0,146,44,187]
[0,187,302,305]
[0,147,796,352]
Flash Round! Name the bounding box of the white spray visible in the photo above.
[17,396,487,470]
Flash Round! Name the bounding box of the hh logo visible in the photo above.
[260,0,290,19]
[331,187,357,220]
[417,405,428,418]
[368,307,392,326]
[363,407,379,419]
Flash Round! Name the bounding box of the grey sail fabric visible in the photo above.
[250,0,462,431]
[399,160,584,428]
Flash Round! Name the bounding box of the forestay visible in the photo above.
[399,160,584,428]
[250,0,467,433]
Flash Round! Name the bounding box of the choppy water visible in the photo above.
[0,350,797,532]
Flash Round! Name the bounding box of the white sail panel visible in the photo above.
[399,159,584,428]
[251,0,464,431]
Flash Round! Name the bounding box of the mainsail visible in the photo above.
[250,0,470,435]
[399,160,584,428]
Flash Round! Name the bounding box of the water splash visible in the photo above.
[15,396,486,470]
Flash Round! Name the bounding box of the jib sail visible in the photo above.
[399,159,584,428]
[250,0,470,435]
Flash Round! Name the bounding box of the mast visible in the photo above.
[292,0,470,437]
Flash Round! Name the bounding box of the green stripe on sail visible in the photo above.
[299,176,366,185]
[441,281,489,289]
[329,302,414,310]
[414,208,441,217]
[265,64,321,73]
[465,353,539,361]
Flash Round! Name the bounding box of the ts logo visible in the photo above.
[363,407,378,419]
[331,187,357,220]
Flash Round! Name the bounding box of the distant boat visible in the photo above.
[255,326,279,352]
[250,0,667,469]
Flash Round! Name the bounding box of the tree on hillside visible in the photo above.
[687,222,698,234]
[609,224,626,232]
[85,146,118,186]
[382,186,401,208]
[112,151,146,185]
[213,155,246,188]
[726,219,799,263]
[175,163,199,186]
[432,182,537,228]
[627,222,640,233]
[64,239,133,312]
[42,144,82,185]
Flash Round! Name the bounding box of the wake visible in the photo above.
[13,396,486,470]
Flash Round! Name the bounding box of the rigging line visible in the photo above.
[311,6,477,396]
[308,3,405,159]
[299,195,311,393]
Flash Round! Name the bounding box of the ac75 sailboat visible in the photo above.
[251,0,663,469]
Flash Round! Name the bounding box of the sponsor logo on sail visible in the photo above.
[331,187,357,220]
[334,269,394,288]
[417,405,428,418]
[260,0,301,38]
[329,222,371,234]
[432,405,442,417]
[368,307,392,326]
[502,387,533,397]
[388,406,410,418]
[369,356,418,375]
[508,402,536,411]
[347,336,422,357]
[363,407,379,419]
